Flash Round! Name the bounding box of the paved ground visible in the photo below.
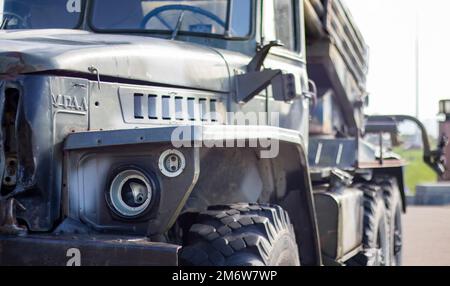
[403,206,450,266]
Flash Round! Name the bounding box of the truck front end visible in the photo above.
[0,0,234,266]
[0,0,319,266]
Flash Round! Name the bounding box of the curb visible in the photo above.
[408,183,450,206]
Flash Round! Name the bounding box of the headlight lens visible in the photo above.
[107,169,153,218]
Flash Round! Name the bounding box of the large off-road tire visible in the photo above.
[379,177,403,266]
[351,187,390,266]
[179,203,300,266]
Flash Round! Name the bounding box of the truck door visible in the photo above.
[262,0,310,141]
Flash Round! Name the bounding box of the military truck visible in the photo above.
[0,0,445,266]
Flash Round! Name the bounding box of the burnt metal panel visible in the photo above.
[0,76,88,232]
[64,125,308,152]
[64,126,199,151]
[0,234,179,266]
[65,143,200,236]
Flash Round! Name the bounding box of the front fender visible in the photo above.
[64,125,322,265]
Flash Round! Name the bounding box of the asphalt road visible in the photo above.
[403,206,450,266]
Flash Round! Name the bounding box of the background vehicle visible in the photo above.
[0,0,444,266]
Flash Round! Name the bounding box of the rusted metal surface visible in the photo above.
[0,198,26,236]
[0,234,180,266]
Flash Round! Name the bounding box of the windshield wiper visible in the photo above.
[0,18,9,30]
[171,11,186,40]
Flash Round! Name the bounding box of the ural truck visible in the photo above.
[0,0,445,266]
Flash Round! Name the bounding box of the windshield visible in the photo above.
[0,0,83,29]
[91,0,252,38]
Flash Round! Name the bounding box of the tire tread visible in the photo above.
[180,203,298,266]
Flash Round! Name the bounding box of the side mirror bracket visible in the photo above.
[235,41,296,103]
[247,40,283,72]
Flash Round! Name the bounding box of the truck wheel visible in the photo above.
[379,177,403,266]
[351,188,390,266]
[179,203,300,266]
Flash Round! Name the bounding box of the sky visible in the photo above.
[345,0,450,136]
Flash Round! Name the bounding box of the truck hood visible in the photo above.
[0,29,231,92]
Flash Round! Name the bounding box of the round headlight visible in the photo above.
[107,169,154,218]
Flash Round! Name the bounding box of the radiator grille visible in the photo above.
[120,86,223,124]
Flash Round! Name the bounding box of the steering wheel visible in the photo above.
[140,4,226,30]
[0,12,28,29]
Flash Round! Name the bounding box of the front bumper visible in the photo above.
[0,234,179,266]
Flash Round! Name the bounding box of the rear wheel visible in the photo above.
[350,187,390,266]
[379,177,403,266]
[179,203,300,266]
